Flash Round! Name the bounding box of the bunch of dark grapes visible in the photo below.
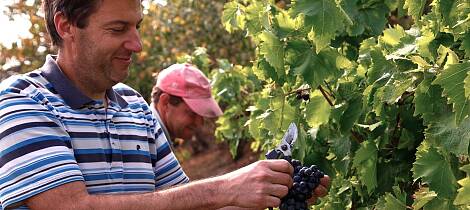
[279,159,325,210]
[295,90,310,101]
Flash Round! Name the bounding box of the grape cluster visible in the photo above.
[295,90,310,101]
[279,159,325,210]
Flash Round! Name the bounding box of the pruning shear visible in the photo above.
[265,122,298,163]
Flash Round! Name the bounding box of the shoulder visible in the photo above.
[112,83,154,121]
[113,83,146,103]
[0,70,46,94]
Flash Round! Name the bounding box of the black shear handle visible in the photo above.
[265,149,292,163]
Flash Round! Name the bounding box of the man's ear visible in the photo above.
[158,93,170,110]
[54,12,75,42]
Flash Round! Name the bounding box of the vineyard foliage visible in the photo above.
[218,0,470,209]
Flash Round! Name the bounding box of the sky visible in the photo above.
[0,0,34,48]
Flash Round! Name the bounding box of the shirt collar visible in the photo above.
[150,102,172,141]
[41,54,128,109]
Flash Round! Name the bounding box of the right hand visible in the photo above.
[219,159,294,209]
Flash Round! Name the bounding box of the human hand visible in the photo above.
[219,159,293,209]
[307,175,330,204]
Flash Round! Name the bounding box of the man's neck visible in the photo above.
[56,52,106,100]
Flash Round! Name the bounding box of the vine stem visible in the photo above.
[318,85,334,107]
[285,87,311,96]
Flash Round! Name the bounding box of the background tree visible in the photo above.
[0,0,255,101]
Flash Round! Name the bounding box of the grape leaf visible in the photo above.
[380,25,406,47]
[259,31,285,79]
[340,0,389,36]
[413,76,449,124]
[274,10,302,38]
[352,140,378,194]
[432,62,470,125]
[425,113,470,156]
[222,2,245,33]
[462,35,470,58]
[305,90,331,128]
[417,30,436,60]
[293,48,346,88]
[340,97,362,134]
[413,187,437,209]
[244,1,268,35]
[454,164,470,205]
[367,48,397,84]
[290,0,345,53]
[403,0,426,22]
[375,186,407,210]
[412,143,457,198]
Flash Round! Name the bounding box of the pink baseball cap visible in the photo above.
[156,63,223,118]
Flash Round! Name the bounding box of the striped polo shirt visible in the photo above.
[0,55,189,209]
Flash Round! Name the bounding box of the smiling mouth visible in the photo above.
[114,57,132,65]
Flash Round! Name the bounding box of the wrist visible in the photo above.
[209,175,236,207]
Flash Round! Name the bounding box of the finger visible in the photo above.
[313,184,328,197]
[263,195,282,209]
[266,170,293,187]
[307,196,317,205]
[264,159,294,175]
[319,175,330,188]
[266,184,289,198]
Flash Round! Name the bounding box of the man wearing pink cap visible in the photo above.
[150,63,222,142]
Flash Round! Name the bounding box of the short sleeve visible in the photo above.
[0,92,84,209]
[152,119,189,189]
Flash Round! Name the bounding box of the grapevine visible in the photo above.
[218,0,470,209]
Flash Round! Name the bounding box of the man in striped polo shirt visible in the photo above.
[0,0,319,209]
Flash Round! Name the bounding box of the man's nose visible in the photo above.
[124,28,142,53]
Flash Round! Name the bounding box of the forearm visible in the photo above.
[28,178,233,210]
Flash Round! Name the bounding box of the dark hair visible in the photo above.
[42,0,101,46]
[151,86,183,106]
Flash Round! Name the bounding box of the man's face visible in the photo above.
[71,0,143,88]
[163,101,204,140]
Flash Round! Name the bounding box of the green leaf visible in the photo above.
[380,25,406,47]
[340,0,388,36]
[436,45,459,68]
[291,0,345,53]
[461,35,470,58]
[352,140,378,194]
[425,113,470,156]
[340,97,362,133]
[222,2,245,33]
[432,62,470,125]
[413,76,449,124]
[417,30,436,60]
[367,48,397,84]
[382,76,414,104]
[454,164,470,205]
[403,0,426,21]
[375,186,407,210]
[259,31,285,79]
[274,10,302,38]
[244,1,268,35]
[412,143,457,198]
[305,90,331,128]
[293,48,346,88]
[413,187,438,209]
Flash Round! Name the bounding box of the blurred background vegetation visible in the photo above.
[0,0,255,101]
